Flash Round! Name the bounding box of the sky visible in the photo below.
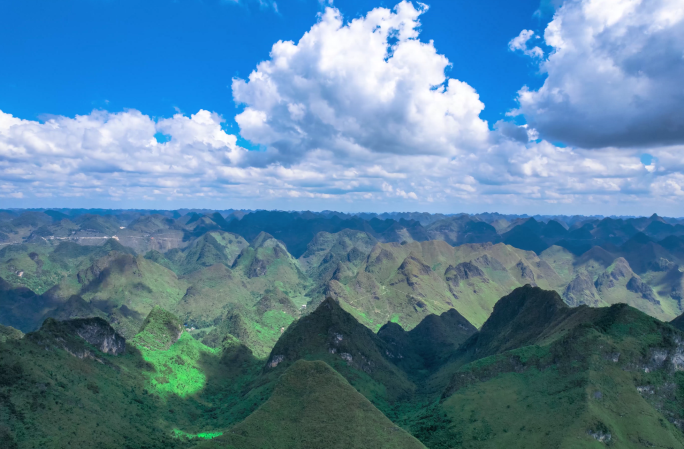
[0,0,683,215]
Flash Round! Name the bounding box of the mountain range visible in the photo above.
[3,209,684,447]
[3,285,684,447]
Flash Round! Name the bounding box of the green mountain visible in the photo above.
[377,307,477,373]
[0,239,129,294]
[0,324,22,342]
[196,360,426,449]
[265,297,416,410]
[5,288,684,448]
[0,308,270,449]
[318,240,566,330]
[410,286,684,448]
[44,250,189,338]
[3,225,684,364]
[132,306,184,350]
[151,231,249,276]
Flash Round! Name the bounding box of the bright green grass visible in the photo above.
[137,332,220,397]
[172,429,223,440]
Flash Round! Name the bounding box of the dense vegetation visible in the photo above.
[3,285,684,448]
[3,209,684,448]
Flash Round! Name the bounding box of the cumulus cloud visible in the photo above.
[0,105,681,211]
[232,1,490,163]
[0,109,247,200]
[2,0,684,214]
[513,0,684,148]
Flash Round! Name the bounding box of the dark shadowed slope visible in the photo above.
[264,297,415,408]
[377,307,477,374]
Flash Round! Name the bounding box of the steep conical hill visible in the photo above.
[0,239,131,295]
[502,225,549,254]
[619,233,675,274]
[418,293,684,448]
[265,298,415,407]
[323,239,569,331]
[454,285,571,360]
[377,307,477,374]
[562,271,601,306]
[540,219,568,238]
[174,263,250,328]
[189,232,248,268]
[156,231,249,275]
[43,294,108,322]
[298,229,377,283]
[231,232,309,298]
[425,215,499,246]
[196,360,426,449]
[132,306,184,350]
[174,247,303,358]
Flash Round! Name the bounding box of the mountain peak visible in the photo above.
[198,360,426,449]
[132,306,183,351]
[264,297,413,402]
[251,231,277,248]
[457,285,568,359]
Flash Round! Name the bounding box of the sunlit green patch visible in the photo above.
[173,429,223,440]
[137,332,220,397]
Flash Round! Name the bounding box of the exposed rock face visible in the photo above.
[472,254,507,271]
[444,262,487,284]
[68,318,126,355]
[594,258,633,292]
[563,272,601,307]
[516,260,536,285]
[37,317,125,357]
[267,354,285,368]
[399,255,432,278]
[626,276,660,304]
[594,272,615,291]
[649,257,676,272]
[608,257,632,280]
[247,258,268,278]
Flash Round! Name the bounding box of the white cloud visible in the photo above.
[0,104,682,212]
[508,30,544,58]
[232,1,489,163]
[1,0,684,215]
[513,0,684,148]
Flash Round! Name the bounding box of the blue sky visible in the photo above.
[0,0,682,215]
[0,0,543,127]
